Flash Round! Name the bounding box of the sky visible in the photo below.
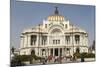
[10,0,95,49]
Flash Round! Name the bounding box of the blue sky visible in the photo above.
[11,0,95,49]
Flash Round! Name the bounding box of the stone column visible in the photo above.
[23,35,27,48]
[36,34,40,56]
[47,35,49,46]
[48,48,50,56]
[70,35,73,46]
[85,36,88,46]
[36,34,39,46]
[85,36,88,52]
[62,35,65,45]
[26,35,28,47]
[39,48,41,57]
[73,35,75,46]
[70,48,73,57]
[62,48,64,56]
[25,35,28,47]
[81,35,84,46]
[53,48,55,56]
[49,48,51,56]
[73,35,75,53]
[27,35,28,47]
[80,35,82,46]
[20,36,23,48]
[23,36,25,48]
[70,34,74,55]
[64,35,66,45]
[40,35,42,46]
[65,48,67,56]
[45,48,47,57]
[46,48,48,57]
[58,48,60,56]
[27,35,31,47]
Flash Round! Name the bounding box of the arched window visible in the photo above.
[31,35,37,45]
[75,35,80,44]
[31,50,35,55]
[65,36,70,44]
[76,47,80,53]
[51,28,62,34]
[42,36,47,45]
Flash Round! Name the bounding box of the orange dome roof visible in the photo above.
[47,15,65,21]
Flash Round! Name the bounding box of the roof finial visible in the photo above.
[55,6,59,15]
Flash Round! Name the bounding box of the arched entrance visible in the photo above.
[31,50,35,55]
[55,48,58,56]
[76,47,80,53]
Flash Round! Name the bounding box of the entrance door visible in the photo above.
[51,48,53,55]
[55,48,58,56]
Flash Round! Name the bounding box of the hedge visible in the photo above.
[74,52,95,58]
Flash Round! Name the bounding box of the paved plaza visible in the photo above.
[25,58,95,65]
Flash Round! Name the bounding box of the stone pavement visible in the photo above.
[26,58,95,66]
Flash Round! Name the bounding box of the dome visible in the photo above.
[47,15,65,21]
[47,7,65,21]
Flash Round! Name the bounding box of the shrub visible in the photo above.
[74,52,95,58]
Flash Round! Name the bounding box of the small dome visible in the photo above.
[46,7,65,21]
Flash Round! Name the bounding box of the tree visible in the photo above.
[11,55,26,66]
[11,46,15,54]
[92,40,95,50]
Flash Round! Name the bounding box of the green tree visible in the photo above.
[92,40,95,50]
[11,46,15,54]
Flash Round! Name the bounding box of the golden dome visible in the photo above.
[47,15,65,21]
[47,7,65,21]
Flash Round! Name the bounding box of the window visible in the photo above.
[31,35,37,45]
[65,36,70,44]
[42,36,47,45]
[51,28,62,34]
[56,40,57,44]
[53,40,55,44]
[53,40,60,44]
[58,40,60,44]
[75,35,80,44]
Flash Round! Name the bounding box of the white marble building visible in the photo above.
[19,7,88,57]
